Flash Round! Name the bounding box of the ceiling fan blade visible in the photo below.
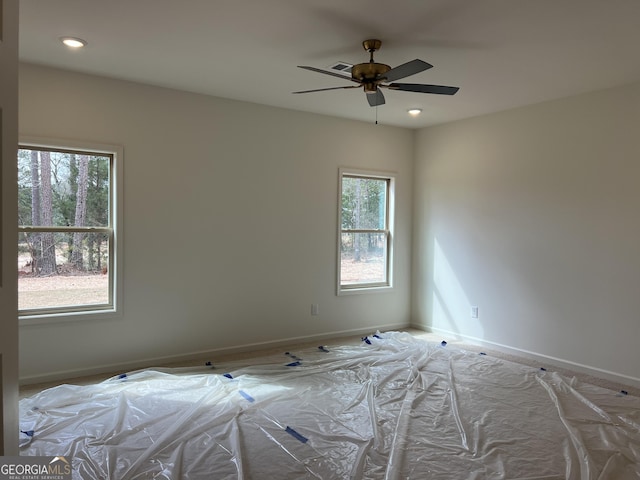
[387,83,459,95]
[293,85,360,94]
[297,65,359,83]
[382,59,433,82]
[366,89,385,107]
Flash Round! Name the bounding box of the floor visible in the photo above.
[19,328,434,398]
[19,329,640,479]
[20,328,639,399]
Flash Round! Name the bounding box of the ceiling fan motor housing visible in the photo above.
[352,62,391,93]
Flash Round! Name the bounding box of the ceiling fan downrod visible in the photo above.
[362,39,382,62]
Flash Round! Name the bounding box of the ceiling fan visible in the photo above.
[293,39,459,107]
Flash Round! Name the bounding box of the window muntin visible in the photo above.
[338,170,394,293]
[18,144,118,317]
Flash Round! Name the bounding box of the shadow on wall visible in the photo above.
[431,238,484,340]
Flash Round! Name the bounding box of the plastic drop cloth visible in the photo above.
[20,331,640,479]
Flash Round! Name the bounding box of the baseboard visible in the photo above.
[412,324,640,389]
[20,322,410,386]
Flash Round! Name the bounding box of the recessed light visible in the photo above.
[60,37,87,48]
[407,108,422,116]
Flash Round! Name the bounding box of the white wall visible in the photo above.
[19,63,414,382]
[412,81,640,384]
[1,0,19,454]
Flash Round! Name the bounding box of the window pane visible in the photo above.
[18,231,110,310]
[340,232,387,285]
[18,148,110,227]
[341,177,387,230]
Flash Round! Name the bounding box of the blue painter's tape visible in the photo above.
[373,334,381,339]
[285,426,308,443]
[362,337,372,345]
[205,361,213,366]
[21,430,34,437]
[540,367,547,371]
[118,373,127,380]
[286,361,301,367]
[621,390,628,395]
[223,373,233,379]
[239,390,255,402]
[318,346,329,353]
[479,352,487,356]
[440,341,447,347]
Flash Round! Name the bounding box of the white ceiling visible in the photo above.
[19,0,640,129]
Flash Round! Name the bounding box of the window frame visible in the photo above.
[337,168,395,295]
[18,137,123,324]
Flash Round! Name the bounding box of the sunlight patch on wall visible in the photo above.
[432,238,484,339]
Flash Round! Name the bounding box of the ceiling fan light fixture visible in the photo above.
[408,108,423,116]
[60,37,87,48]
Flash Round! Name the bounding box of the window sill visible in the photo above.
[19,308,122,326]
[338,285,393,296]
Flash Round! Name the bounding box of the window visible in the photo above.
[17,139,122,320]
[338,169,394,294]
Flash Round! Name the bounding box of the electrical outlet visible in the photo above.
[471,306,479,319]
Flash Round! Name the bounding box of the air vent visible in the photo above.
[328,62,353,76]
